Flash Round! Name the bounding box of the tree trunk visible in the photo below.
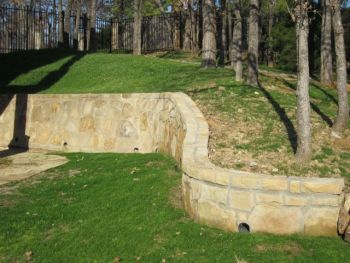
[153,0,173,34]
[197,0,203,50]
[232,1,243,81]
[52,0,57,48]
[308,7,316,76]
[73,0,81,50]
[219,0,227,65]
[87,0,97,51]
[295,0,312,163]
[64,0,72,48]
[190,4,199,54]
[320,0,333,84]
[173,1,181,50]
[183,3,192,51]
[58,0,64,47]
[247,0,259,86]
[201,0,216,68]
[119,0,125,17]
[267,0,275,67]
[331,0,349,138]
[227,5,233,63]
[133,0,143,55]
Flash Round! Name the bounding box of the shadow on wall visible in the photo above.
[0,49,86,158]
[0,94,28,158]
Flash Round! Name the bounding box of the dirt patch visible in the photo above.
[68,169,81,177]
[191,77,350,182]
[45,224,70,240]
[255,242,303,256]
[0,150,68,187]
[0,184,19,195]
[333,138,350,151]
[201,100,348,178]
[153,234,166,244]
[0,198,17,208]
[145,160,165,167]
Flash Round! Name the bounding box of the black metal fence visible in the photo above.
[0,5,180,54]
[0,6,59,52]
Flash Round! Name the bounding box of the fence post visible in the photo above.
[109,18,112,53]
[61,10,65,47]
[26,5,29,50]
[58,10,64,48]
[83,13,87,51]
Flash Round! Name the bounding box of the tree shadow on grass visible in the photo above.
[188,79,299,154]
[279,78,333,127]
[0,51,85,158]
[0,49,79,89]
[1,52,85,94]
[257,82,298,153]
[310,81,338,105]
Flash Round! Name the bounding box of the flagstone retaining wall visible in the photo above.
[0,93,345,236]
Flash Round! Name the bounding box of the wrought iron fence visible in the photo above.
[0,5,180,54]
[0,6,59,53]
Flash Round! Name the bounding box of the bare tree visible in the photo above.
[197,0,203,52]
[231,0,243,81]
[173,0,181,49]
[331,0,349,138]
[180,0,199,53]
[190,1,199,54]
[227,3,233,62]
[247,0,259,86]
[153,0,174,39]
[320,0,333,84]
[64,0,73,48]
[183,0,192,51]
[133,0,143,55]
[180,0,199,55]
[58,0,64,47]
[219,0,227,65]
[295,0,312,162]
[267,0,276,67]
[87,0,97,51]
[201,0,216,68]
[51,0,57,48]
[73,0,81,50]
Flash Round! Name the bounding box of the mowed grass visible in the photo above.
[0,50,232,94]
[0,49,350,180]
[0,153,350,263]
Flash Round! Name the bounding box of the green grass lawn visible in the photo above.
[0,49,349,181]
[0,50,232,94]
[0,153,349,263]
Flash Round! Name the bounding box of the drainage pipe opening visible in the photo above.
[238,223,250,233]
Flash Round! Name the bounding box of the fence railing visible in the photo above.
[0,5,180,53]
[0,6,60,52]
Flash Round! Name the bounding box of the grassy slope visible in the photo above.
[0,50,349,180]
[191,77,350,180]
[0,50,232,94]
[0,153,349,263]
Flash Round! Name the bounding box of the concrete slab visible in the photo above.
[0,148,68,186]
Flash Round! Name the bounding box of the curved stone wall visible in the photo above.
[0,93,344,236]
